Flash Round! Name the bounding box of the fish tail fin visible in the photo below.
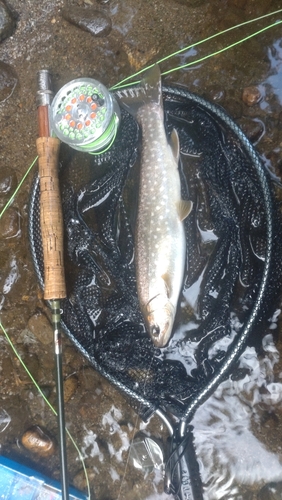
[142,64,162,106]
[116,64,163,117]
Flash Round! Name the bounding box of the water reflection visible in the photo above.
[193,331,282,499]
[262,38,282,107]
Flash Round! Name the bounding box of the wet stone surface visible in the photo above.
[258,482,282,500]
[62,5,112,37]
[0,207,20,239]
[242,85,263,106]
[21,425,57,457]
[0,1,16,42]
[0,61,17,102]
[0,0,282,499]
[27,312,54,345]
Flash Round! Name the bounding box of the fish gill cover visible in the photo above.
[29,85,282,423]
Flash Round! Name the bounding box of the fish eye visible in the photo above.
[150,324,160,338]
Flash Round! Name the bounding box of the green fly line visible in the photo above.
[0,156,38,220]
[112,19,282,90]
[0,319,91,499]
[1,7,282,500]
[111,8,282,89]
[0,155,91,499]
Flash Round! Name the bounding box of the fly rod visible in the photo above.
[36,69,69,500]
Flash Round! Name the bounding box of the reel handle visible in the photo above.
[36,136,66,300]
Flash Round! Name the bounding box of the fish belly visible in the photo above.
[135,104,186,317]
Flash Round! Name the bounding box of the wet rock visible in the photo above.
[79,366,102,391]
[207,86,225,102]
[0,168,17,197]
[0,61,17,102]
[242,85,262,106]
[14,352,41,385]
[64,373,79,403]
[0,1,16,42]
[21,425,56,457]
[27,312,53,345]
[123,42,159,72]
[0,408,11,433]
[0,396,29,439]
[17,328,37,345]
[258,482,282,500]
[62,6,112,37]
[0,208,20,239]
[63,345,83,371]
[73,468,96,491]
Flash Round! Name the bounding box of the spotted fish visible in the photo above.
[117,65,193,347]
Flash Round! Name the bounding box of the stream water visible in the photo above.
[1,1,282,499]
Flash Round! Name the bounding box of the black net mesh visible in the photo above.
[28,86,282,424]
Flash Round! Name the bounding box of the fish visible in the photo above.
[116,64,193,347]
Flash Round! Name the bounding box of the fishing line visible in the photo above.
[161,20,282,77]
[0,157,91,500]
[110,17,282,89]
[0,156,38,220]
[2,7,282,498]
[116,412,140,500]
[111,9,282,90]
[0,319,91,500]
[116,351,157,500]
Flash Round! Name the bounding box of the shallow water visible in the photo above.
[1,0,282,499]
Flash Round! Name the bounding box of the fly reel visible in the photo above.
[50,77,120,153]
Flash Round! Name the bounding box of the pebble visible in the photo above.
[0,1,15,42]
[206,86,225,102]
[64,373,78,403]
[21,425,56,457]
[0,168,17,197]
[62,6,112,37]
[73,468,96,491]
[27,312,53,345]
[0,208,20,239]
[0,61,17,102]
[242,85,262,106]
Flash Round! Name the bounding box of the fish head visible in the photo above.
[145,295,175,348]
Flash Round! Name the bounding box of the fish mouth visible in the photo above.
[148,316,173,348]
[149,324,161,340]
[144,295,175,347]
[149,328,171,348]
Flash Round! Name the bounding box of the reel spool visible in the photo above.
[50,78,120,153]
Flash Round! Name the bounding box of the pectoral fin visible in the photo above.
[161,272,172,297]
[169,128,180,162]
[177,200,193,221]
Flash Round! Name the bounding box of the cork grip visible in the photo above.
[36,136,67,300]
